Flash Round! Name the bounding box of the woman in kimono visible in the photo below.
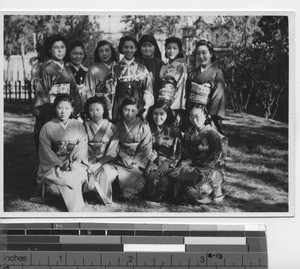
[112,36,154,122]
[115,96,152,200]
[33,94,88,212]
[33,35,83,151]
[83,96,119,205]
[143,100,182,202]
[84,40,118,113]
[187,40,226,134]
[170,104,225,205]
[159,37,188,127]
[135,35,164,100]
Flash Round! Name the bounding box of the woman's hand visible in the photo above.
[121,155,133,166]
[157,161,169,176]
[145,161,153,177]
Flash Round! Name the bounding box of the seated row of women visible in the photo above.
[33,34,226,153]
[33,93,226,212]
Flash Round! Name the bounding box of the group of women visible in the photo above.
[31,33,227,212]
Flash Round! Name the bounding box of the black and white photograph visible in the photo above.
[2,12,292,215]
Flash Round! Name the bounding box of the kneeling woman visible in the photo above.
[115,97,152,200]
[171,105,225,205]
[83,96,119,205]
[36,94,88,212]
[143,100,182,202]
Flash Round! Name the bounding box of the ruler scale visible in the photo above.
[0,223,268,268]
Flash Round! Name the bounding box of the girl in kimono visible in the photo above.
[83,96,119,205]
[143,100,182,202]
[135,35,164,100]
[66,40,88,85]
[115,96,152,200]
[33,35,83,151]
[112,36,154,122]
[187,40,226,134]
[34,94,88,212]
[84,40,118,112]
[170,105,225,205]
[159,37,188,125]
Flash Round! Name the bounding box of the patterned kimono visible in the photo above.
[143,124,182,202]
[112,58,154,122]
[159,58,187,110]
[37,118,88,212]
[84,119,119,204]
[84,62,116,111]
[33,60,83,150]
[68,63,88,85]
[187,64,226,132]
[171,124,225,205]
[115,118,152,200]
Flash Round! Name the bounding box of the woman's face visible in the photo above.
[51,41,66,62]
[196,45,213,68]
[122,41,137,61]
[189,108,206,129]
[55,100,73,123]
[70,46,85,67]
[98,44,112,64]
[153,107,167,126]
[122,104,139,123]
[166,42,179,60]
[141,42,155,59]
[89,102,104,123]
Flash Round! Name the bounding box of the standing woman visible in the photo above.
[159,37,187,117]
[135,34,164,101]
[112,36,154,122]
[84,40,118,111]
[187,40,226,134]
[33,35,83,151]
[115,97,152,200]
[83,96,119,205]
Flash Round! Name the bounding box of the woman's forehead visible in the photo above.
[190,107,205,115]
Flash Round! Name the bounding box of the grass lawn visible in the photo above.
[3,102,289,213]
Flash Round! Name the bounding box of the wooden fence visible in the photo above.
[4,80,35,102]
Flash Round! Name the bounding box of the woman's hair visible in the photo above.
[84,96,109,120]
[135,34,162,59]
[194,39,217,63]
[44,35,67,60]
[118,96,142,119]
[164,37,185,59]
[147,99,176,127]
[66,40,86,63]
[118,36,138,54]
[53,93,74,108]
[94,40,118,63]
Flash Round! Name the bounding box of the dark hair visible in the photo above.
[44,35,67,60]
[53,93,74,108]
[118,36,138,54]
[147,100,176,127]
[194,39,216,63]
[66,40,86,63]
[84,96,109,120]
[164,37,184,59]
[135,34,162,59]
[94,40,118,63]
[118,96,142,119]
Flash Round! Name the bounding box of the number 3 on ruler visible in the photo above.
[200,256,205,263]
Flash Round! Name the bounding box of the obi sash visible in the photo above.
[115,81,142,100]
[51,140,78,157]
[49,83,71,103]
[120,141,139,156]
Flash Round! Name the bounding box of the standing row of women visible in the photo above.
[31,33,227,211]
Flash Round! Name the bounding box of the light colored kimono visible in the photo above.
[37,118,88,212]
[84,119,119,204]
[115,118,152,200]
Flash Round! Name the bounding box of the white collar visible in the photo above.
[59,119,70,129]
[51,59,64,69]
[91,118,106,132]
[123,57,135,66]
[201,64,212,73]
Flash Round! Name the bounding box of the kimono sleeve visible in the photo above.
[167,127,182,168]
[202,130,223,167]
[83,68,96,100]
[69,78,83,116]
[172,64,188,110]
[135,123,153,167]
[141,66,154,112]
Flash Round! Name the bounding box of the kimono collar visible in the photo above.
[168,58,185,67]
[59,118,70,129]
[90,118,107,132]
[51,59,64,69]
[122,57,135,66]
[200,63,213,73]
[102,62,113,69]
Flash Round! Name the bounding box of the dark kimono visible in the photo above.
[143,124,181,202]
[33,60,83,150]
[84,119,119,204]
[171,124,225,205]
[187,64,226,132]
[115,118,152,200]
[112,58,154,122]
[37,118,88,212]
[68,64,88,85]
[136,56,164,100]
